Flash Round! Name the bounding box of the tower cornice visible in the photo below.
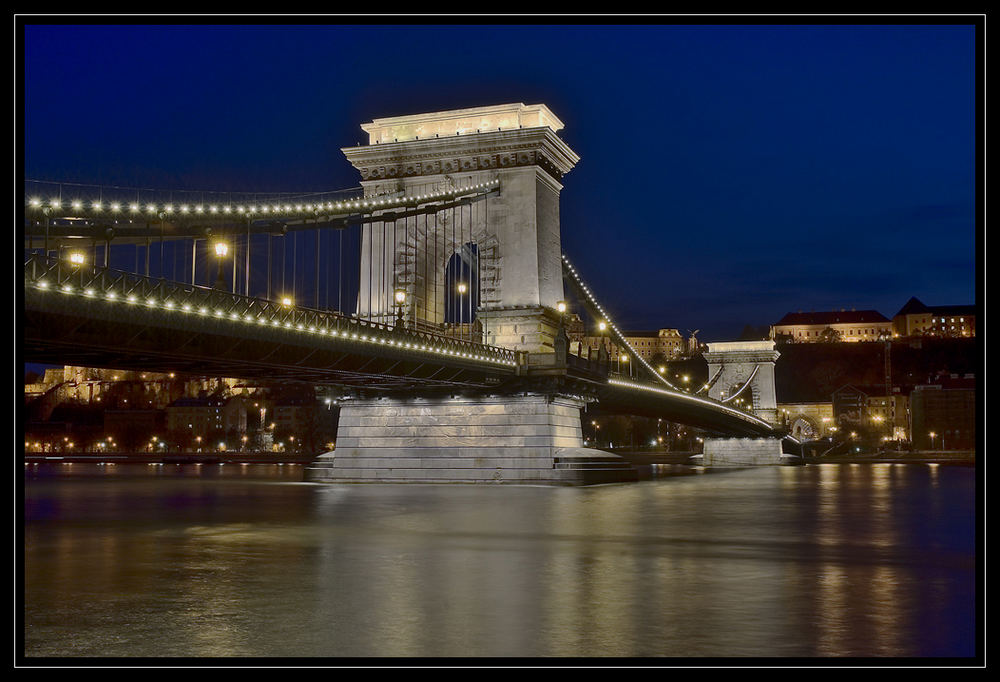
[342,126,580,183]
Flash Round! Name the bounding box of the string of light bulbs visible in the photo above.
[27,260,518,370]
[606,378,774,431]
[25,179,500,220]
[560,253,677,390]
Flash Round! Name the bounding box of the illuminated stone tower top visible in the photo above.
[342,103,580,353]
[360,103,565,145]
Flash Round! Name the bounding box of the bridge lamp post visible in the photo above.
[394,288,407,330]
[67,251,86,288]
[456,282,468,324]
[214,241,229,290]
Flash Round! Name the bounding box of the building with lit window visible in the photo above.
[831,384,910,441]
[771,310,892,343]
[891,297,975,338]
[575,328,692,361]
[166,395,247,439]
[910,374,976,451]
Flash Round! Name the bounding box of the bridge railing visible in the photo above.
[24,253,522,369]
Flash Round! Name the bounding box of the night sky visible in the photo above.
[21,20,980,342]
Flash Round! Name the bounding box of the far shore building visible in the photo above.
[910,374,976,451]
[771,310,892,343]
[166,395,247,445]
[831,384,911,442]
[892,297,976,338]
[574,328,694,361]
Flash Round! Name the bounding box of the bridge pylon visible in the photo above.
[304,104,638,484]
[700,340,789,465]
[342,103,579,355]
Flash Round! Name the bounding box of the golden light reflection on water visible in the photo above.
[23,463,976,658]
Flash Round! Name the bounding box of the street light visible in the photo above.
[214,241,229,290]
[456,282,467,325]
[68,251,85,265]
[394,287,407,329]
[929,431,937,450]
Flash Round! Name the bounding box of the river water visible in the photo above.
[22,462,978,661]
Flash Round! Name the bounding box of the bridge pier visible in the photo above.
[305,392,638,485]
[701,437,787,466]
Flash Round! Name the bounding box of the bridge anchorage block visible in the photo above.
[700,437,790,466]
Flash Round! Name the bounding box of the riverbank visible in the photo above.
[24,449,976,469]
[23,452,319,465]
[609,449,976,467]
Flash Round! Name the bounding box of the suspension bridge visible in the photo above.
[22,103,797,483]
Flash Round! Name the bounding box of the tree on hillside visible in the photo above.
[819,327,842,343]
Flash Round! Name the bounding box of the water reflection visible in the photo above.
[23,463,976,659]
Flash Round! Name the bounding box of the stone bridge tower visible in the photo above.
[702,340,781,425]
[701,340,787,465]
[341,103,580,354]
[308,105,636,485]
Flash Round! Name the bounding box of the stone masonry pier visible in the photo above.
[305,393,638,485]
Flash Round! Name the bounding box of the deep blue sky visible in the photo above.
[22,21,979,341]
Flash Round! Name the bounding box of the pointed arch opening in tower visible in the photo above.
[444,242,479,324]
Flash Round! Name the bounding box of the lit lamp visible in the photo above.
[456,282,468,324]
[68,251,85,266]
[214,241,229,290]
[394,287,407,329]
[281,296,293,307]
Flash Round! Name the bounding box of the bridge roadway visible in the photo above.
[23,253,782,438]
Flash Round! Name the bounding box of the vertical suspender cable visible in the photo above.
[423,210,428,331]
[368,217,373,323]
[246,219,251,297]
[338,228,342,315]
[393,214,397,322]
[433,209,438,327]
[466,202,471,338]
